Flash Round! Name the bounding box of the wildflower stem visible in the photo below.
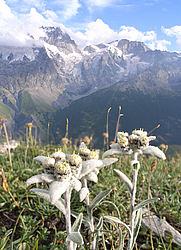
[82,178,96,249]
[106,107,111,150]
[128,153,140,250]
[3,123,12,168]
[114,105,123,142]
[64,189,73,250]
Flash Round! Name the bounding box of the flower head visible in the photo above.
[55,161,71,175]
[103,128,166,160]
[0,117,7,126]
[69,153,82,167]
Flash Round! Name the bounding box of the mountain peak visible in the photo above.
[40,26,79,54]
[117,39,150,55]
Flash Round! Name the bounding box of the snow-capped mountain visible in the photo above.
[1,26,181,142]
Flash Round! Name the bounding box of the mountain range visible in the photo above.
[0,26,181,146]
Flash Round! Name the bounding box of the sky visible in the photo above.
[0,0,181,52]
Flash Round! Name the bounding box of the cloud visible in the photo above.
[51,0,81,21]
[0,0,59,46]
[0,1,171,51]
[163,26,181,49]
[70,19,170,51]
[86,0,118,8]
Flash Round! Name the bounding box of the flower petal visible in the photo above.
[80,160,103,178]
[49,180,70,204]
[110,143,121,149]
[80,187,89,202]
[86,172,98,183]
[26,173,55,186]
[101,158,118,169]
[142,146,166,160]
[33,156,55,166]
[114,169,133,194]
[70,176,82,192]
[30,188,66,215]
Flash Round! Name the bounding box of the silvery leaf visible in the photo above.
[33,156,55,166]
[49,180,70,204]
[102,149,122,159]
[134,198,159,212]
[30,188,66,215]
[80,187,89,202]
[132,208,142,249]
[67,232,83,245]
[80,160,103,178]
[101,158,118,168]
[104,216,131,236]
[110,143,121,149]
[114,169,133,194]
[72,213,83,232]
[70,176,82,192]
[142,146,166,160]
[86,172,98,183]
[89,189,111,211]
[26,173,55,186]
[71,211,90,227]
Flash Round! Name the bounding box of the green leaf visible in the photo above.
[67,232,83,245]
[32,238,39,250]
[72,213,83,232]
[104,216,131,235]
[96,217,103,231]
[118,228,123,250]
[71,211,90,227]
[89,189,111,211]
[134,198,159,212]
[132,208,143,249]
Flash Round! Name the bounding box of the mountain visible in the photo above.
[0,26,181,144]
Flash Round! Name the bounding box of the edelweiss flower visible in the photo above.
[78,142,116,183]
[26,151,118,211]
[103,129,166,160]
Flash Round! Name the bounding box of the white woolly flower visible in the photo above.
[55,161,71,175]
[119,137,129,148]
[50,151,66,160]
[88,150,99,160]
[27,152,118,207]
[103,129,166,160]
[117,132,129,148]
[139,135,149,147]
[79,142,91,156]
[132,129,147,137]
[69,153,82,167]
[34,156,55,167]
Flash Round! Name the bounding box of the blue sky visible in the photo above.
[0,0,181,51]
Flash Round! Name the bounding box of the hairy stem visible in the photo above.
[82,178,96,249]
[128,153,140,250]
[64,189,73,250]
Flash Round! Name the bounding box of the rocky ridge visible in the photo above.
[0,26,181,140]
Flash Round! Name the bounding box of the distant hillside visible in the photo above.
[52,80,181,147]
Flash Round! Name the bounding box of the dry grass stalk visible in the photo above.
[106,107,111,150]
[0,117,12,168]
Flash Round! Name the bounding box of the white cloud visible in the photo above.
[70,19,170,51]
[0,1,171,51]
[163,26,181,49]
[86,0,118,7]
[0,0,59,46]
[51,0,81,20]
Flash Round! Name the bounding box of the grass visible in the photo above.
[0,143,181,249]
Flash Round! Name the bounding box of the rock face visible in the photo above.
[0,26,181,141]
